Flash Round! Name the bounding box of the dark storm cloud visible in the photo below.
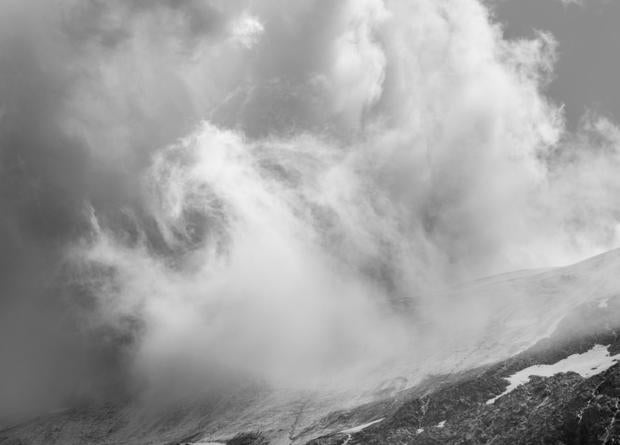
[64,0,227,50]
[0,0,237,415]
[0,0,232,253]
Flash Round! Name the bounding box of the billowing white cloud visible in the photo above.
[1,0,620,407]
[230,12,264,48]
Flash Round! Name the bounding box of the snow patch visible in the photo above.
[416,428,424,434]
[436,420,446,428]
[487,344,620,404]
[340,418,384,434]
[187,442,225,445]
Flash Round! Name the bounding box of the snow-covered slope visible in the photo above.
[1,249,620,444]
[486,344,620,405]
[409,248,620,371]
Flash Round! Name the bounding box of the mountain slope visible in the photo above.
[306,295,620,444]
[1,250,620,445]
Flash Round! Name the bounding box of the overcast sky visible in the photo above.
[1,0,620,417]
[493,0,620,128]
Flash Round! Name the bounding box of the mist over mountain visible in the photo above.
[1,0,620,441]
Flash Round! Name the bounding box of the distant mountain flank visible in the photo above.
[2,251,620,445]
[305,295,620,445]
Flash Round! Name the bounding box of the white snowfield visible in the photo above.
[486,344,620,405]
[186,440,226,445]
[189,442,225,445]
[340,418,384,434]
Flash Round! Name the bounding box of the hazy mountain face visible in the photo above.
[0,0,619,415]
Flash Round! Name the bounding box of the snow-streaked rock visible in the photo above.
[487,344,620,404]
[340,418,384,434]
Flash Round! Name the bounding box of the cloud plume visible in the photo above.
[1,0,620,415]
